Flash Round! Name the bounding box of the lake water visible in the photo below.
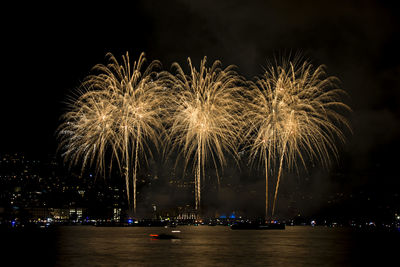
[3,225,399,266]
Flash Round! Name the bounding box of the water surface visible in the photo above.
[52,226,398,266]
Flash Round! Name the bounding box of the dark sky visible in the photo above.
[1,1,399,199]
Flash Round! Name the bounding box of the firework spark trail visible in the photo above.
[58,52,166,214]
[58,89,118,176]
[162,57,244,214]
[246,59,351,219]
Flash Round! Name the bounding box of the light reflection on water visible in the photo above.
[54,226,397,266]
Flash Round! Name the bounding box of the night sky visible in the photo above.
[2,1,400,209]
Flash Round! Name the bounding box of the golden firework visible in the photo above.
[163,57,244,213]
[58,52,166,214]
[245,59,351,218]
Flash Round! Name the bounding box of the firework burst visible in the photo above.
[245,59,351,218]
[163,57,244,213]
[58,52,165,214]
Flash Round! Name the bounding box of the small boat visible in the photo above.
[149,233,180,239]
[230,222,285,230]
